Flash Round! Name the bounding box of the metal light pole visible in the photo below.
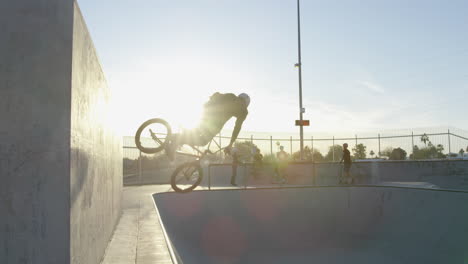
[296,0,305,159]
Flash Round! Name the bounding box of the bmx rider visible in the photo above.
[165,92,250,160]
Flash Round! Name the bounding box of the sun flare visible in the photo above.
[109,56,253,136]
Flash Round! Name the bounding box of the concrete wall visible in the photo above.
[371,160,468,189]
[0,1,122,263]
[70,3,122,264]
[0,1,74,263]
[154,187,468,263]
[206,160,468,190]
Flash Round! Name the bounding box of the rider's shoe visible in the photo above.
[230,182,237,186]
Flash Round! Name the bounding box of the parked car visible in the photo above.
[446,153,468,160]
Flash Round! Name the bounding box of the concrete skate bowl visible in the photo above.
[153,186,468,264]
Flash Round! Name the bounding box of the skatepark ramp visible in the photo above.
[153,186,468,264]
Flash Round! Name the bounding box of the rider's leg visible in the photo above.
[165,121,221,160]
[177,126,217,146]
[231,163,237,186]
[165,129,196,151]
[164,132,184,161]
[165,129,211,160]
[344,164,351,184]
[275,163,280,181]
[347,165,354,184]
[195,122,221,146]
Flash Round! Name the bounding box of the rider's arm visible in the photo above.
[229,115,246,147]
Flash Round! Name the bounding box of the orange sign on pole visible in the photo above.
[295,120,310,126]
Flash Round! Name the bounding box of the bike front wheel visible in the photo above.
[135,118,172,154]
[171,161,203,193]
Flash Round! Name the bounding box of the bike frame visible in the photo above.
[171,137,228,193]
[148,123,227,161]
[176,137,226,161]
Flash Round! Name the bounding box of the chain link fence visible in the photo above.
[123,127,468,183]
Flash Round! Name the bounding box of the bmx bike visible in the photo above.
[135,118,226,193]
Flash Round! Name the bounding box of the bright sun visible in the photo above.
[109,56,251,136]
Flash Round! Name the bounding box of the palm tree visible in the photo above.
[370,150,375,158]
[420,133,429,146]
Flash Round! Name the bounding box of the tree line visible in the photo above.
[232,133,467,162]
[124,133,468,174]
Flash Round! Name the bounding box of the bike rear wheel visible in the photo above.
[135,118,172,154]
[171,161,203,193]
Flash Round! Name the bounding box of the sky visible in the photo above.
[78,0,468,136]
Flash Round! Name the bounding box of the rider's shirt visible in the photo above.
[277,150,288,161]
[343,149,351,164]
[200,93,248,135]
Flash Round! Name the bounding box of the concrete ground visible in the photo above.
[101,182,465,264]
[123,168,173,186]
[101,185,175,264]
[154,186,468,264]
[100,182,250,264]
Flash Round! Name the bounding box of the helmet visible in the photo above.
[238,93,250,107]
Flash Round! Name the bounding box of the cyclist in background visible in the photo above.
[339,143,354,184]
[274,146,288,183]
